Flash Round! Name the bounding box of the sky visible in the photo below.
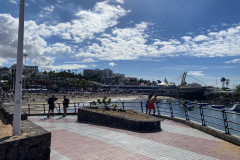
[0,0,240,88]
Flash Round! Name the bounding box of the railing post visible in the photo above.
[222,109,229,134]
[184,105,189,120]
[74,102,76,113]
[140,102,143,113]
[122,102,125,110]
[199,106,205,126]
[28,104,30,114]
[58,103,60,114]
[157,103,160,115]
[43,104,45,114]
[169,103,174,117]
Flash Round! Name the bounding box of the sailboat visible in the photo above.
[230,102,240,111]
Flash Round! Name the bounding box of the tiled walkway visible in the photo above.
[29,116,240,160]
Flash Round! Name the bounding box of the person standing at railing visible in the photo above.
[145,94,153,114]
[62,95,70,117]
[47,95,58,118]
[149,94,160,116]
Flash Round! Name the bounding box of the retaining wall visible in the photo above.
[0,105,51,160]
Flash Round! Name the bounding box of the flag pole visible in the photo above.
[13,0,25,135]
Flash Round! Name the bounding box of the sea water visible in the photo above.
[115,98,240,137]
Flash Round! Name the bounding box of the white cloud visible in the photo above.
[224,59,240,64]
[0,14,19,59]
[109,62,116,66]
[182,36,192,41]
[107,0,125,4]
[81,58,96,63]
[48,22,72,39]
[44,43,72,55]
[192,35,209,42]
[0,1,130,68]
[56,0,66,3]
[31,56,88,71]
[76,22,154,60]
[70,1,130,42]
[47,64,88,71]
[39,6,55,17]
[31,56,55,67]
[188,71,204,77]
[9,0,17,4]
[75,22,240,60]
[0,59,7,66]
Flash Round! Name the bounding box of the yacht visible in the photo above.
[211,105,225,109]
[230,102,240,111]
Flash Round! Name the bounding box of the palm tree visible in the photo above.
[221,77,226,88]
[226,79,230,88]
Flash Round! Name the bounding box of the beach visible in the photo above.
[20,93,145,106]
[3,92,174,107]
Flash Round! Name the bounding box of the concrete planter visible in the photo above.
[78,108,161,132]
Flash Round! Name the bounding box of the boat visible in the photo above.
[178,73,205,100]
[211,105,225,109]
[197,103,209,107]
[187,101,197,109]
[178,83,204,100]
[230,102,240,111]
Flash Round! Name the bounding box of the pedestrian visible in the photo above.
[145,94,153,114]
[62,95,70,116]
[47,95,58,117]
[148,94,160,115]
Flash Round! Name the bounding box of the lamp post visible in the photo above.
[13,0,25,135]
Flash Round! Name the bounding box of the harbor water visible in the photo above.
[109,98,240,137]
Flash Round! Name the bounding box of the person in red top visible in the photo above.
[145,94,153,114]
[148,94,160,115]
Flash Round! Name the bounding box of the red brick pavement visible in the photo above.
[29,117,240,160]
[91,122,240,160]
[51,129,154,160]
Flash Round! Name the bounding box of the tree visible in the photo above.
[226,79,230,88]
[235,85,240,93]
[221,77,226,88]
[30,72,37,79]
[25,83,30,89]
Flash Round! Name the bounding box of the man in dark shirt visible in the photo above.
[47,95,58,117]
[62,95,70,116]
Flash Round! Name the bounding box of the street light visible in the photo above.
[13,0,25,135]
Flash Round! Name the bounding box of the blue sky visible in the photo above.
[0,0,240,88]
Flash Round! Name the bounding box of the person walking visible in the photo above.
[62,95,70,117]
[145,94,153,114]
[47,95,58,117]
[148,94,160,116]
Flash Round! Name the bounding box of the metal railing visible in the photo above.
[24,101,240,137]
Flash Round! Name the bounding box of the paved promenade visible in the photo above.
[29,116,240,160]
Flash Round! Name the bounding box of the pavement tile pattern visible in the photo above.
[29,116,240,160]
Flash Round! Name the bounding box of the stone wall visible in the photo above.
[0,104,27,123]
[78,108,161,132]
[0,105,51,160]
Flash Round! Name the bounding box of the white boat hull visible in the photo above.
[230,102,240,111]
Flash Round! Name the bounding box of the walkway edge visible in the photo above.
[157,115,240,146]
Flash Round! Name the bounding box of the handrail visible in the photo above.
[24,100,240,136]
